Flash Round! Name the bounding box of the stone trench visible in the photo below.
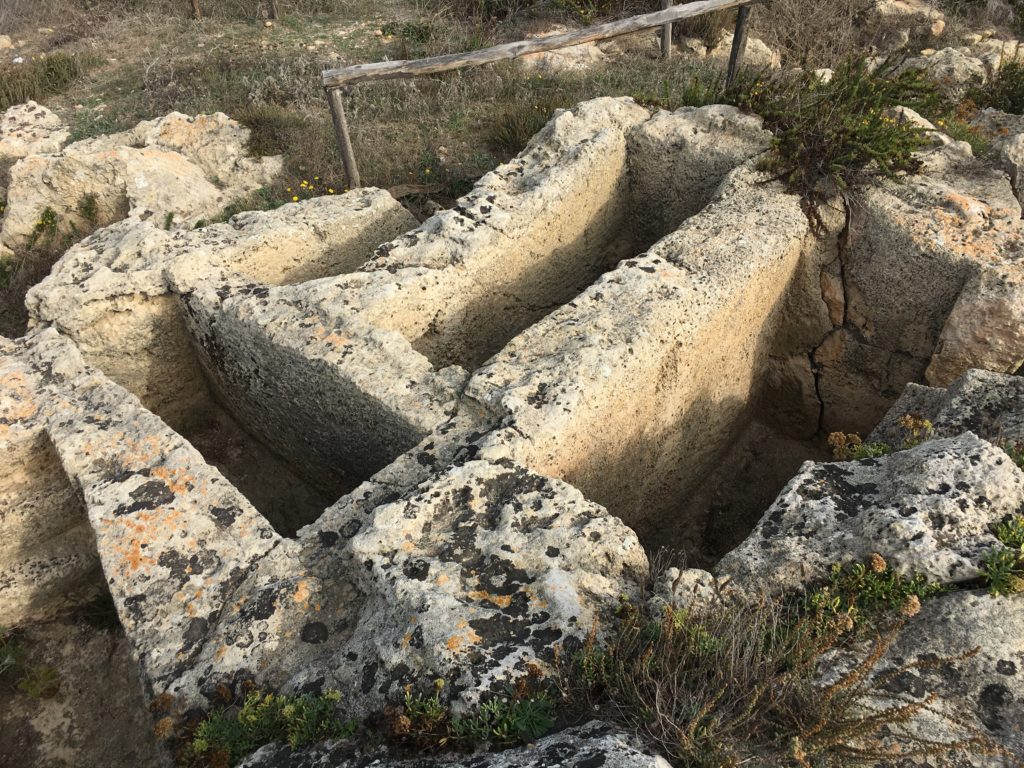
[2,98,1024,767]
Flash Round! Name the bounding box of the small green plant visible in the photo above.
[191,690,356,766]
[0,251,16,291]
[450,691,555,745]
[489,93,569,156]
[17,663,60,699]
[163,211,176,231]
[982,514,1024,596]
[0,626,26,682]
[1,626,59,700]
[77,194,99,227]
[805,554,947,630]
[969,58,1024,116]
[899,412,934,449]
[828,432,892,461]
[998,439,1024,471]
[27,207,59,251]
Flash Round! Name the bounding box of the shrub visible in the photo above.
[190,690,357,766]
[558,591,994,767]
[804,555,947,630]
[0,53,96,112]
[828,432,891,461]
[971,59,1024,117]
[739,59,936,213]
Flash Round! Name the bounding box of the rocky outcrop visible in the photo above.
[717,432,1024,591]
[0,101,69,160]
[239,722,672,768]
[901,48,987,98]
[0,112,282,252]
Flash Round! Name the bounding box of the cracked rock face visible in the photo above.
[0,112,282,251]
[716,432,1024,591]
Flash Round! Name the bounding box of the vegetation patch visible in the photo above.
[0,626,60,700]
[0,52,97,112]
[558,577,993,767]
[982,514,1024,596]
[738,60,936,215]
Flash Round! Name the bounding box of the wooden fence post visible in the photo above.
[268,0,280,20]
[327,88,361,190]
[190,0,202,20]
[661,0,673,60]
[725,4,751,87]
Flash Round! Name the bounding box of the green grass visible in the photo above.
[0,52,98,111]
[983,514,1024,596]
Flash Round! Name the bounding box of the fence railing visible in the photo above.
[321,0,764,189]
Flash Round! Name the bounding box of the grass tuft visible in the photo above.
[0,53,97,111]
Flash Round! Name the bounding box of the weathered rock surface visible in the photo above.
[26,189,416,430]
[716,433,1024,591]
[519,27,607,72]
[0,101,69,159]
[827,139,1024,433]
[239,722,672,768]
[902,47,987,98]
[708,32,781,71]
[872,590,1024,761]
[870,368,1024,447]
[971,108,1024,204]
[627,104,771,241]
[1,112,282,251]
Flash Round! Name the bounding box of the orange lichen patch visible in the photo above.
[0,370,40,423]
[466,590,513,609]
[435,573,450,587]
[151,465,196,496]
[314,326,351,349]
[123,539,157,574]
[401,540,415,552]
[215,645,229,661]
[446,627,481,653]
[293,579,313,607]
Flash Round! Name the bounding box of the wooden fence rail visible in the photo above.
[322,0,763,189]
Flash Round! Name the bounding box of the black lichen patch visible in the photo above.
[113,479,176,516]
[300,622,329,644]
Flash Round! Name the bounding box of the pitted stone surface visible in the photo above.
[716,433,1024,591]
[873,590,1024,759]
[826,139,1024,433]
[239,721,672,768]
[0,101,69,159]
[319,459,647,714]
[1,112,282,250]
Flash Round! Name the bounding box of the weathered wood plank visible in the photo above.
[726,5,752,86]
[327,88,361,190]
[322,0,760,88]
[661,0,673,61]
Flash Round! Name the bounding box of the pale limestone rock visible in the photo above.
[870,368,1024,447]
[0,112,281,251]
[708,32,781,70]
[717,433,1024,591]
[902,47,987,98]
[626,104,771,241]
[26,190,417,429]
[519,27,606,72]
[0,101,69,159]
[927,267,1024,387]
[873,591,1024,758]
[0,36,12,50]
[971,108,1024,204]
